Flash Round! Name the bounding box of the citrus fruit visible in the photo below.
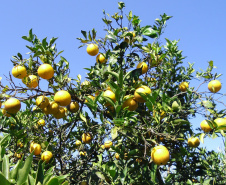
[136,62,148,74]
[30,143,41,155]
[4,98,21,114]
[151,145,170,165]
[53,107,66,119]
[208,80,221,93]
[115,153,120,160]
[96,53,106,64]
[54,90,71,106]
[134,85,151,103]
[22,75,39,88]
[12,65,27,79]
[41,151,53,163]
[44,101,59,114]
[76,140,82,146]
[103,90,116,106]
[85,95,95,103]
[87,43,99,56]
[214,118,226,130]
[200,120,212,132]
[122,95,138,111]
[67,102,79,113]
[82,133,92,144]
[104,140,113,149]
[179,82,189,92]
[172,101,179,111]
[36,95,49,109]
[80,151,87,156]
[100,145,105,149]
[37,63,54,80]
[38,119,45,127]
[187,137,200,148]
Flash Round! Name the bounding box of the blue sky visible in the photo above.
[1,0,226,151]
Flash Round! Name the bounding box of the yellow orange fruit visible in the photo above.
[122,96,138,111]
[115,153,120,160]
[46,101,59,114]
[67,102,79,113]
[80,151,87,156]
[41,151,53,163]
[22,75,39,88]
[4,98,21,114]
[179,82,189,92]
[30,143,41,155]
[104,140,113,149]
[82,133,92,144]
[12,65,27,79]
[134,85,151,103]
[208,80,221,93]
[87,43,99,56]
[2,109,10,117]
[214,118,226,130]
[38,119,45,127]
[96,53,106,64]
[84,95,95,103]
[37,63,54,80]
[188,137,200,148]
[103,90,116,106]
[200,120,212,132]
[54,90,71,106]
[151,145,170,165]
[53,107,65,119]
[36,96,49,109]
[136,62,148,74]
[76,140,82,146]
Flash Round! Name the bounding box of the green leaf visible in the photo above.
[17,151,34,185]
[200,133,205,144]
[46,177,60,185]
[81,30,87,39]
[35,161,44,184]
[0,172,10,185]
[92,29,97,40]
[2,155,9,180]
[142,27,158,38]
[111,126,119,140]
[95,172,105,180]
[9,158,23,180]
[150,163,157,183]
[28,174,36,185]
[79,112,87,123]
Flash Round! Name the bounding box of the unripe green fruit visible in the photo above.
[172,101,179,111]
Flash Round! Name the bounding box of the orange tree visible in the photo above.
[0,2,226,185]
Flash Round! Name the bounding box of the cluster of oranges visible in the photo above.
[29,142,53,163]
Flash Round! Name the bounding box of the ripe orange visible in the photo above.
[75,140,82,146]
[122,96,138,111]
[4,98,21,114]
[115,153,120,160]
[134,85,151,103]
[38,119,45,127]
[136,62,148,74]
[188,137,200,148]
[96,53,106,64]
[36,95,49,109]
[12,65,27,79]
[104,140,113,149]
[41,151,53,163]
[87,43,99,56]
[44,101,59,114]
[85,95,95,103]
[53,107,66,119]
[103,90,116,106]
[214,118,226,130]
[15,153,22,159]
[208,80,221,93]
[151,145,170,165]
[54,90,71,106]
[200,120,212,132]
[22,75,39,88]
[82,133,92,144]
[179,82,189,92]
[2,109,11,117]
[67,102,79,113]
[30,143,41,155]
[37,64,54,80]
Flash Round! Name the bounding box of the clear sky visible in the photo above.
[1,0,226,151]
